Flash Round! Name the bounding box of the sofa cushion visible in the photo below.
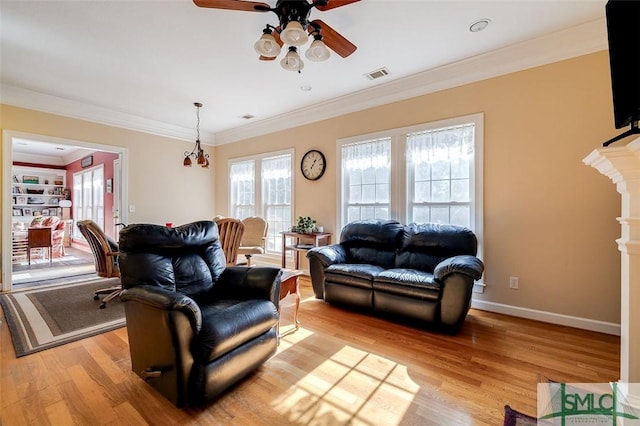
[396,223,477,271]
[340,219,404,269]
[30,215,63,230]
[197,299,278,363]
[373,269,440,301]
[325,264,384,289]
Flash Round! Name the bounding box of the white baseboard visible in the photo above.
[470,298,621,336]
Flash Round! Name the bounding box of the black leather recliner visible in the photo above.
[118,220,281,407]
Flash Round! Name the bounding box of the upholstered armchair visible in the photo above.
[118,220,281,407]
[28,215,65,259]
[238,216,269,266]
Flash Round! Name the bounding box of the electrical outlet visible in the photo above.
[509,276,519,289]
[129,204,136,213]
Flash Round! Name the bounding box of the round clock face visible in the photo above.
[301,150,326,181]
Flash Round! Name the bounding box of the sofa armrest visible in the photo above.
[121,285,202,333]
[307,244,347,267]
[216,266,282,306]
[306,244,347,299]
[434,255,484,282]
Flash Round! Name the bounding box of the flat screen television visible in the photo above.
[606,0,640,129]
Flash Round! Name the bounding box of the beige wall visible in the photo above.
[214,51,622,324]
[1,105,216,274]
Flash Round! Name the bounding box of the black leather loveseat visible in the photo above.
[118,221,281,406]
[307,219,484,333]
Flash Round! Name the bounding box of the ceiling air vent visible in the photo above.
[364,67,390,80]
[240,114,255,120]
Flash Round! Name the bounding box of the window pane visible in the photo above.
[413,206,430,223]
[362,184,376,203]
[376,183,389,203]
[451,179,469,201]
[451,158,469,179]
[375,207,390,219]
[414,182,430,202]
[430,206,450,224]
[450,205,470,227]
[431,161,450,180]
[431,180,450,202]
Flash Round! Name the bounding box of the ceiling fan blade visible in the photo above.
[314,0,360,12]
[193,0,271,12]
[310,19,357,58]
[273,28,283,47]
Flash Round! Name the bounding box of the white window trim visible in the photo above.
[336,113,484,287]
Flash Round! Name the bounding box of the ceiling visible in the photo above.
[1,0,608,150]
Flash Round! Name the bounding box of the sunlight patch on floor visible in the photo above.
[274,328,420,425]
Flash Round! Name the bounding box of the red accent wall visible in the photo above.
[66,152,119,239]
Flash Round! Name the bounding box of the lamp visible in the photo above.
[254,26,281,58]
[183,102,210,168]
[305,35,330,62]
[59,199,72,220]
[280,46,304,72]
[280,20,308,46]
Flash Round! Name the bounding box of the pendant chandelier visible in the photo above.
[183,102,210,168]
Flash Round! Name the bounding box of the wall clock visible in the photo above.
[301,149,326,181]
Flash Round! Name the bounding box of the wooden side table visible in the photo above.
[281,231,332,269]
[278,269,303,337]
[27,227,53,265]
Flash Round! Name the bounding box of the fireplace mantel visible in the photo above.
[584,137,640,383]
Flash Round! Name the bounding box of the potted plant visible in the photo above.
[295,216,316,234]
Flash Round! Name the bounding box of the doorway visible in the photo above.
[2,131,128,292]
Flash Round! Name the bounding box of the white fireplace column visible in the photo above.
[584,138,640,383]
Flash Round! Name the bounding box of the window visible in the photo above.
[73,165,104,239]
[407,123,475,228]
[229,150,293,253]
[338,113,483,251]
[341,137,391,224]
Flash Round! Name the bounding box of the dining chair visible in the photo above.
[214,218,245,266]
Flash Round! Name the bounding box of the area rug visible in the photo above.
[0,277,125,357]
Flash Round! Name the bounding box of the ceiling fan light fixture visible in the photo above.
[280,20,308,46]
[281,46,304,72]
[254,30,281,57]
[305,38,330,62]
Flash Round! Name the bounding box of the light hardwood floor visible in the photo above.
[1,277,619,425]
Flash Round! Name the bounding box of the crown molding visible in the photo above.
[1,18,607,146]
[0,85,217,144]
[215,18,608,145]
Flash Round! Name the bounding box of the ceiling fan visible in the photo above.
[193,0,360,71]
